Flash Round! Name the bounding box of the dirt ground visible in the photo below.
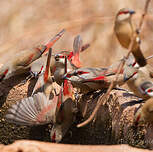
[0,0,153,149]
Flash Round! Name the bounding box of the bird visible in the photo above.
[50,80,77,142]
[114,8,147,67]
[53,35,90,85]
[31,48,56,97]
[134,98,153,124]
[5,48,61,126]
[0,29,65,82]
[5,79,77,143]
[63,54,151,94]
[63,63,129,93]
[125,64,153,100]
[5,49,77,142]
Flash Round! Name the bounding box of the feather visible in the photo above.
[5,92,58,126]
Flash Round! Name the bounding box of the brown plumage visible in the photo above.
[114,8,147,67]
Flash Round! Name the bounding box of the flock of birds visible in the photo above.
[0,8,153,142]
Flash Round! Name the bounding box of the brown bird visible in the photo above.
[50,80,77,142]
[53,35,89,85]
[0,29,65,82]
[63,63,131,93]
[114,8,147,67]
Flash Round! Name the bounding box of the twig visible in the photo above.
[77,35,136,128]
[77,0,151,128]
[146,54,153,60]
[138,0,151,33]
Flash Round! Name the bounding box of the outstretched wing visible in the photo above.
[5,92,58,126]
[32,48,52,95]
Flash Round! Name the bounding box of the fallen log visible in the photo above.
[0,74,153,149]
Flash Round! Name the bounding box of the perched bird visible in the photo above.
[63,53,153,94]
[0,29,65,82]
[134,98,153,124]
[63,65,127,93]
[53,35,89,85]
[114,8,147,67]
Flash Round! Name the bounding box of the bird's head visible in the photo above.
[116,8,135,22]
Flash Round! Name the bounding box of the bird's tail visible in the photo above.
[72,35,83,68]
[132,47,147,67]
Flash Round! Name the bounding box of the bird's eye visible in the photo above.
[60,55,64,58]
[78,71,83,75]
[66,74,71,78]
[147,89,153,93]
[0,69,8,82]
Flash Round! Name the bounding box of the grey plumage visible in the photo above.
[5,92,57,126]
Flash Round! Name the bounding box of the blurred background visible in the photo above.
[0,0,153,145]
[0,0,153,67]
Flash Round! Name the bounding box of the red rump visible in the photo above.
[44,37,61,53]
[63,79,71,96]
[51,132,56,142]
[71,53,81,68]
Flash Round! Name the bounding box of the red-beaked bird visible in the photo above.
[5,51,77,142]
[114,8,147,67]
[63,65,128,93]
[50,79,77,142]
[53,35,90,85]
[134,98,153,124]
[5,48,61,126]
[0,29,65,82]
